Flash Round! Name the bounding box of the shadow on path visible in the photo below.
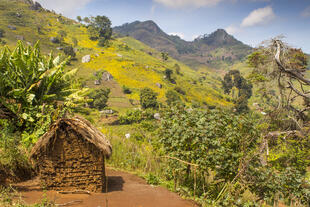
[106,176,125,192]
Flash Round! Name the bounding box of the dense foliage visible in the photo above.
[63,45,76,59]
[158,106,310,206]
[87,15,112,47]
[222,70,252,113]
[140,87,158,109]
[88,88,110,110]
[118,109,155,125]
[0,41,80,130]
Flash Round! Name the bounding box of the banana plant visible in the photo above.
[0,41,83,124]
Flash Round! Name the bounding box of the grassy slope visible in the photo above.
[0,0,230,114]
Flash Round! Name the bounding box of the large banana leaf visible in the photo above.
[0,41,85,122]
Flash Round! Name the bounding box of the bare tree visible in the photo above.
[248,38,309,130]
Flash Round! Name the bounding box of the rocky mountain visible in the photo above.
[114,21,252,69]
[114,20,194,58]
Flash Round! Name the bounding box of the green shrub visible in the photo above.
[119,109,155,125]
[63,45,76,58]
[119,110,142,125]
[0,124,32,183]
[146,173,160,185]
[88,88,110,110]
[140,88,158,109]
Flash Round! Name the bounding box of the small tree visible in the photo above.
[140,87,158,109]
[76,16,82,23]
[63,45,76,59]
[164,69,173,81]
[87,15,112,47]
[222,70,252,113]
[161,52,169,61]
[89,88,110,110]
[83,17,90,24]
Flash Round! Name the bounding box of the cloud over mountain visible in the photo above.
[241,6,275,27]
[225,25,239,35]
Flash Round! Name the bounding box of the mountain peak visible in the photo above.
[194,28,241,47]
[113,20,251,68]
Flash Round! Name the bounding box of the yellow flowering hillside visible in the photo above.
[0,0,231,112]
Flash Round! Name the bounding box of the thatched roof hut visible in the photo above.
[30,117,112,192]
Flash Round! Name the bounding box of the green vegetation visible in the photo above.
[87,15,112,47]
[222,70,252,113]
[114,22,252,70]
[118,109,155,125]
[140,88,158,109]
[0,41,85,205]
[165,90,181,106]
[161,52,168,61]
[0,1,309,207]
[247,40,310,129]
[63,45,76,58]
[0,41,78,129]
[88,88,110,110]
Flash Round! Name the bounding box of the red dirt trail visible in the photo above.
[13,168,198,207]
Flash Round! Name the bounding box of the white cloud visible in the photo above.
[301,6,310,18]
[225,25,239,35]
[153,0,223,9]
[191,34,200,40]
[241,6,275,27]
[35,0,93,17]
[169,32,185,39]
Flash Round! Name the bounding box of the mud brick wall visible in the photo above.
[36,126,106,192]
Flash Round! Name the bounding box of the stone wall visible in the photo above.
[36,125,106,192]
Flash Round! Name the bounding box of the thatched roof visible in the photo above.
[30,117,112,159]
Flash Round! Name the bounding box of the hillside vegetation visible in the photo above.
[1,1,310,207]
[0,0,229,111]
[114,21,252,70]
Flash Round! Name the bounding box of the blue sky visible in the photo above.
[36,0,310,52]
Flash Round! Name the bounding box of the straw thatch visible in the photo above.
[30,117,112,159]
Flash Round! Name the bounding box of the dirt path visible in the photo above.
[13,168,197,207]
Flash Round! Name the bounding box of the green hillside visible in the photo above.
[0,0,230,113]
[1,1,310,207]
